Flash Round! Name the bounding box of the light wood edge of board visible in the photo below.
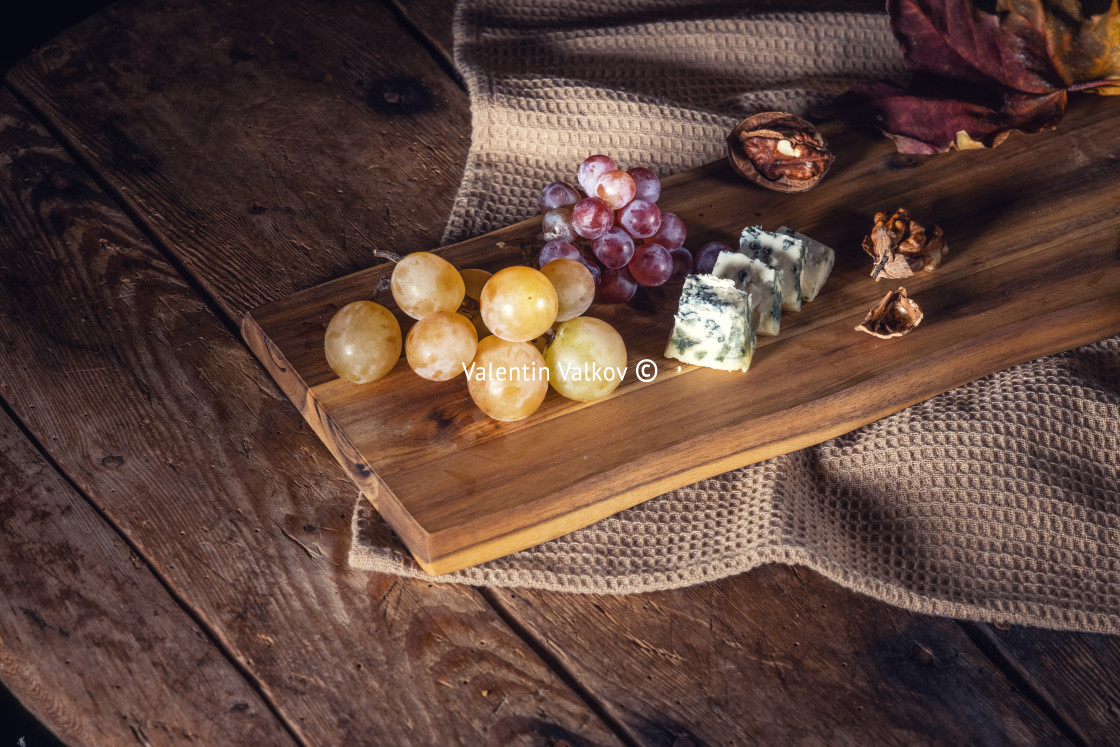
[240,312,431,548]
[247,282,1120,576]
[422,290,1120,574]
[403,407,863,575]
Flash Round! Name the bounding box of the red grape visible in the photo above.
[541,206,575,243]
[649,212,686,249]
[538,182,580,213]
[537,239,580,267]
[595,170,636,210]
[627,167,661,203]
[669,247,693,281]
[577,247,603,284]
[618,199,661,239]
[596,265,638,304]
[530,157,687,302]
[592,225,636,269]
[571,196,615,239]
[577,154,618,195]
[695,241,733,274]
[629,242,673,286]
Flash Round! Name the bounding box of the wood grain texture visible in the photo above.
[488,566,1069,746]
[245,94,1120,573]
[391,0,458,71]
[0,405,294,746]
[0,90,617,745]
[5,0,472,322]
[971,623,1120,744]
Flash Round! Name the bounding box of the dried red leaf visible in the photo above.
[834,0,1120,153]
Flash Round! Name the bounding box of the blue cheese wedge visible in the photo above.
[664,274,755,372]
[711,250,781,336]
[739,226,805,312]
[778,226,835,302]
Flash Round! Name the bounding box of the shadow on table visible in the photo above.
[0,677,63,746]
[1,0,115,75]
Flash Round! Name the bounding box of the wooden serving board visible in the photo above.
[243,96,1120,575]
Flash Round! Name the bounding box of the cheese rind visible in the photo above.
[739,226,805,312]
[778,226,835,302]
[711,250,781,336]
[664,274,755,372]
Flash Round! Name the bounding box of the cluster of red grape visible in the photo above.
[535,155,728,304]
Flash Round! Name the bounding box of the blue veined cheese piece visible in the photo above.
[711,250,781,336]
[739,225,805,312]
[664,274,756,372]
[778,226,835,302]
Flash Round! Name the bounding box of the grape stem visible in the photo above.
[370,248,400,301]
[373,248,403,263]
[374,275,391,300]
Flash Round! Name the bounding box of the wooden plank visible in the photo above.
[487,566,1070,745]
[5,0,472,322]
[969,623,1120,744]
[0,405,296,746]
[0,90,619,744]
[391,0,457,69]
[244,94,1120,573]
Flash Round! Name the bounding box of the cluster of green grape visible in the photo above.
[324,248,628,421]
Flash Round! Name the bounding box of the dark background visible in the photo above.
[1,5,113,747]
[1,1,113,72]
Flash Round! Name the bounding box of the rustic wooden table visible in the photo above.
[1,0,1117,744]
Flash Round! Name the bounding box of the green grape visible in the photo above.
[405,311,478,381]
[457,267,492,338]
[466,336,550,421]
[460,268,492,301]
[544,317,627,402]
[479,266,558,342]
[540,258,595,322]
[390,251,466,320]
[323,301,401,383]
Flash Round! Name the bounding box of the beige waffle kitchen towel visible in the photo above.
[350,0,1120,633]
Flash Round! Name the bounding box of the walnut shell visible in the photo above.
[856,287,924,339]
[862,208,948,280]
[727,112,835,193]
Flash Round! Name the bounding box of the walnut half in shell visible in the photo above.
[727,112,835,193]
[856,287,924,339]
[862,208,948,280]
